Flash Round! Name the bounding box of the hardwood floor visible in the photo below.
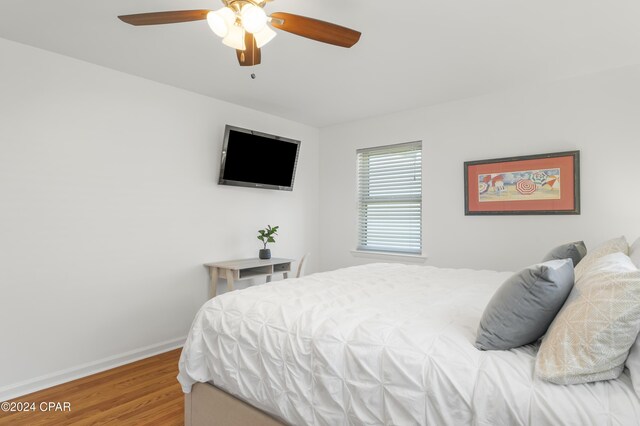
[0,349,183,426]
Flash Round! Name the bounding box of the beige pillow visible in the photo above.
[626,333,640,398]
[536,252,640,385]
[630,237,640,268]
[574,236,628,282]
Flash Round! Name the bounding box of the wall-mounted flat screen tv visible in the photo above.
[218,125,301,191]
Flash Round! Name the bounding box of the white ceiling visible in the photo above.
[2,1,640,127]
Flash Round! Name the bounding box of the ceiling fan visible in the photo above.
[118,0,361,67]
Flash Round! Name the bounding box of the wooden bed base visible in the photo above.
[185,382,286,426]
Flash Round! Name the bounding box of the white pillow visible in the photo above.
[628,238,640,397]
[630,237,640,268]
[627,335,640,398]
[574,236,628,282]
[536,252,640,385]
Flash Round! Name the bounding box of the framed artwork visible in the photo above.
[464,150,580,215]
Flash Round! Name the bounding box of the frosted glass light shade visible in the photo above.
[253,25,277,48]
[223,25,246,50]
[207,8,236,38]
[240,4,267,34]
[218,7,236,26]
[207,11,227,37]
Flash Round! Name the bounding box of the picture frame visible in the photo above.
[464,150,580,215]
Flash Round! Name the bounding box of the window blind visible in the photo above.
[357,141,422,254]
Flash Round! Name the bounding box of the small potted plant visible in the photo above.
[257,225,278,259]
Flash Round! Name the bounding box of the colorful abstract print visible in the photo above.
[478,168,560,203]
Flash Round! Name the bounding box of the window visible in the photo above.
[357,141,422,255]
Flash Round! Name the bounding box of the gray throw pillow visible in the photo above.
[475,259,575,351]
[542,241,587,266]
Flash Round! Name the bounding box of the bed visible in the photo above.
[178,263,640,425]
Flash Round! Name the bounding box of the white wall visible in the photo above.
[320,65,640,273]
[0,38,320,399]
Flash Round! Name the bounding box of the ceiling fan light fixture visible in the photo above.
[222,24,246,50]
[207,11,227,37]
[207,7,236,38]
[253,25,277,48]
[219,7,236,25]
[240,4,267,34]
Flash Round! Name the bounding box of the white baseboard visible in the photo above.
[0,336,186,402]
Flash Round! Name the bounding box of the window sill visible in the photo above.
[350,250,428,263]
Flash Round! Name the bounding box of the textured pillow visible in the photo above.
[574,236,628,282]
[475,259,574,351]
[630,237,640,268]
[536,252,640,385]
[542,241,587,266]
[626,334,640,398]
[626,237,640,396]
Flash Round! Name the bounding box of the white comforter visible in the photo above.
[178,263,640,425]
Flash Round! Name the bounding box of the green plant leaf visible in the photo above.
[267,237,275,243]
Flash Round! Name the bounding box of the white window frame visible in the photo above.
[356,141,423,256]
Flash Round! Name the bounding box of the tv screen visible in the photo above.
[218,125,301,191]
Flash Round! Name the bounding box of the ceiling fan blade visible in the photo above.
[118,10,210,26]
[237,33,262,66]
[269,12,361,48]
